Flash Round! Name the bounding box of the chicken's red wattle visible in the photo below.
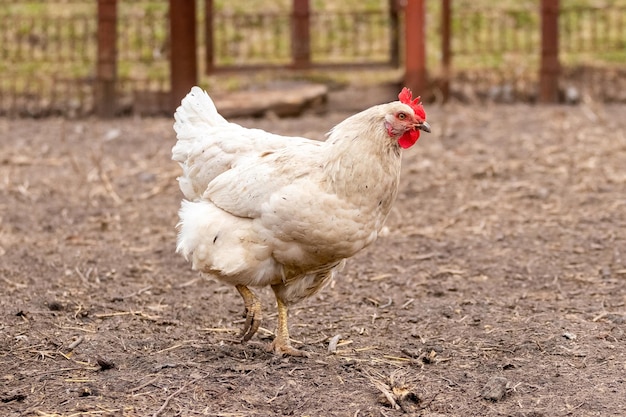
[398,129,420,149]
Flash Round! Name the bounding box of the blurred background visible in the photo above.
[1,0,625,117]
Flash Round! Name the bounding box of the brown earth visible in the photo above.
[0,88,625,416]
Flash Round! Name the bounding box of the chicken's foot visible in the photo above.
[235,284,262,342]
[268,288,310,357]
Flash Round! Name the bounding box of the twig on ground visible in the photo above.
[1,277,27,289]
[152,380,193,417]
[67,335,84,351]
[401,299,415,309]
[379,297,393,309]
[155,343,186,354]
[176,278,200,288]
[99,169,123,205]
[131,376,160,393]
[592,311,622,322]
[266,384,286,404]
[369,273,392,281]
[56,325,97,334]
[111,286,153,302]
[95,311,159,321]
[328,334,342,354]
[201,327,239,333]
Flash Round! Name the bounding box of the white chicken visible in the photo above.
[172,87,430,356]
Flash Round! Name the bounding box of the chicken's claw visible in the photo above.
[267,288,311,357]
[235,285,262,342]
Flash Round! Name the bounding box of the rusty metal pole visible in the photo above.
[539,0,560,103]
[441,0,451,102]
[291,0,311,69]
[169,0,197,111]
[96,0,117,118]
[205,0,214,74]
[404,0,427,95]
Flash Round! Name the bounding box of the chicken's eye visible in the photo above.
[397,112,406,120]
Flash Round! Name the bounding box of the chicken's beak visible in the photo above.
[417,121,431,133]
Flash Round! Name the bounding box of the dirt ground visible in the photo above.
[1,88,625,417]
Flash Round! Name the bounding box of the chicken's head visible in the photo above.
[385,87,430,149]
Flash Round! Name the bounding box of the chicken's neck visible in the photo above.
[322,117,402,220]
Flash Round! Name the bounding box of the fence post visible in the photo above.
[96,0,117,118]
[539,0,560,103]
[291,0,311,69]
[389,0,400,67]
[205,0,214,74]
[440,0,451,102]
[169,0,197,111]
[404,0,427,95]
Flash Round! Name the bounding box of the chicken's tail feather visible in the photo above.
[173,86,227,141]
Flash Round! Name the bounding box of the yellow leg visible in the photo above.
[268,288,310,357]
[235,285,262,342]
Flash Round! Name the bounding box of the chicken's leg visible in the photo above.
[235,284,262,342]
[268,286,310,357]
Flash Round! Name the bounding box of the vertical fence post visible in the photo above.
[440,0,451,102]
[291,0,311,69]
[539,0,560,103]
[404,0,427,95]
[205,0,214,74]
[96,0,117,118]
[169,0,197,111]
[389,0,400,67]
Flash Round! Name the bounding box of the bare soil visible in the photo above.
[1,88,625,416]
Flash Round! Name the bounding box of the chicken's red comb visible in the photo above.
[398,87,426,120]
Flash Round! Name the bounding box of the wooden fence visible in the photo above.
[1,1,625,117]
